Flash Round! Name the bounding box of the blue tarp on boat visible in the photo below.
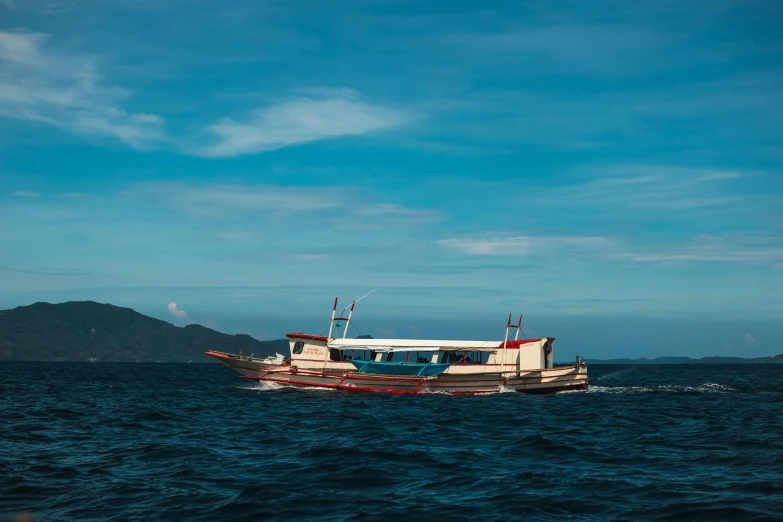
[350,360,451,377]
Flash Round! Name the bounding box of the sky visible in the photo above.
[1,0,782,359]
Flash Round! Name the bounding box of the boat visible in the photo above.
[207,297,588,395]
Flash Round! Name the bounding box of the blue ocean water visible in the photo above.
[1,363,782,521]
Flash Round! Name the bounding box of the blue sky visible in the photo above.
[1,0,781,358]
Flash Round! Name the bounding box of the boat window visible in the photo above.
[329,348,342,361]
[340,349,372,361]
[439,351,488,364]
[384,351,424,363]
[440,351,460,363]
[293,341,304,354]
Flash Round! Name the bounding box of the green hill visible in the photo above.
[0,301,287,362]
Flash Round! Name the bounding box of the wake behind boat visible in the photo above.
[207,297,588,395]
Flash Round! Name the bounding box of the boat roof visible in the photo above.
[285,332,547,351]
[328,337,546,352]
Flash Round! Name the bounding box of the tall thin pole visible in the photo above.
[342,301,356,339]
[501,313,511,377]
[327,297,338,340]
[325,297,338,365]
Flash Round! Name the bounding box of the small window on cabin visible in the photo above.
[293,341,304,354]
[439,351,488,364]
[443,351,463,363]
[329,348,342,361]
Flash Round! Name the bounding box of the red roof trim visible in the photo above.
[500,338,545,348]
[286,332,329,342]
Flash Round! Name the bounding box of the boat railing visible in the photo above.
[417,362,433,377]
[352,360,373,373]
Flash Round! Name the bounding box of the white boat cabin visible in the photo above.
[285,333,555,373]
[283,299,554,374]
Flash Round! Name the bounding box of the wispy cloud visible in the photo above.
[0,31,166,149]
[364,259,542,275]
[414,72,783,153]
[133,182,445,233]
[536,166,756,213]
[0,266,91,276]
[346,203,447,228]
[8,190,41,197]
[225,244,380,265]
[136,182,348,217]
[617,235,783,265]
[37,2,77,16]
[438,230,783,268]
[438,235,611,256]
[428,23,665,76]
[0,32,409,157]
[196,92,410,157]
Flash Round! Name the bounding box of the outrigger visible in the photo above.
[207,297,588,395]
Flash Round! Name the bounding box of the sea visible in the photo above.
[1,363,782,521]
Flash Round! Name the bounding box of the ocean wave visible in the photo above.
[3,362,782,521]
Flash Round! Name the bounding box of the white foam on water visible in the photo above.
[555,388,589,394]
[697,382,738,392]
[236,380,284,392]
[584,383,739,394]
[242,381,337,392]
[293,385,336,392]
[586,385,655,394]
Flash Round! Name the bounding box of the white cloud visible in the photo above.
[744,333,756,345]
[37,2,77,15]
[0,32,410,157]
[8,191,41,197]
[0,30,165,149]
[167,302,188,319]
[348,203,447,227]
[438,231,783,268]
[434,23,663,75]
[545,166,748,211]
[135,183,445,234]
[138,182,347,216]
[197,94,409,157]
[618,235,783,264]
[438,235,610,256]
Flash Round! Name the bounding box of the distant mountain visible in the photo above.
[587,355,783,364]
[0,301,288,362]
